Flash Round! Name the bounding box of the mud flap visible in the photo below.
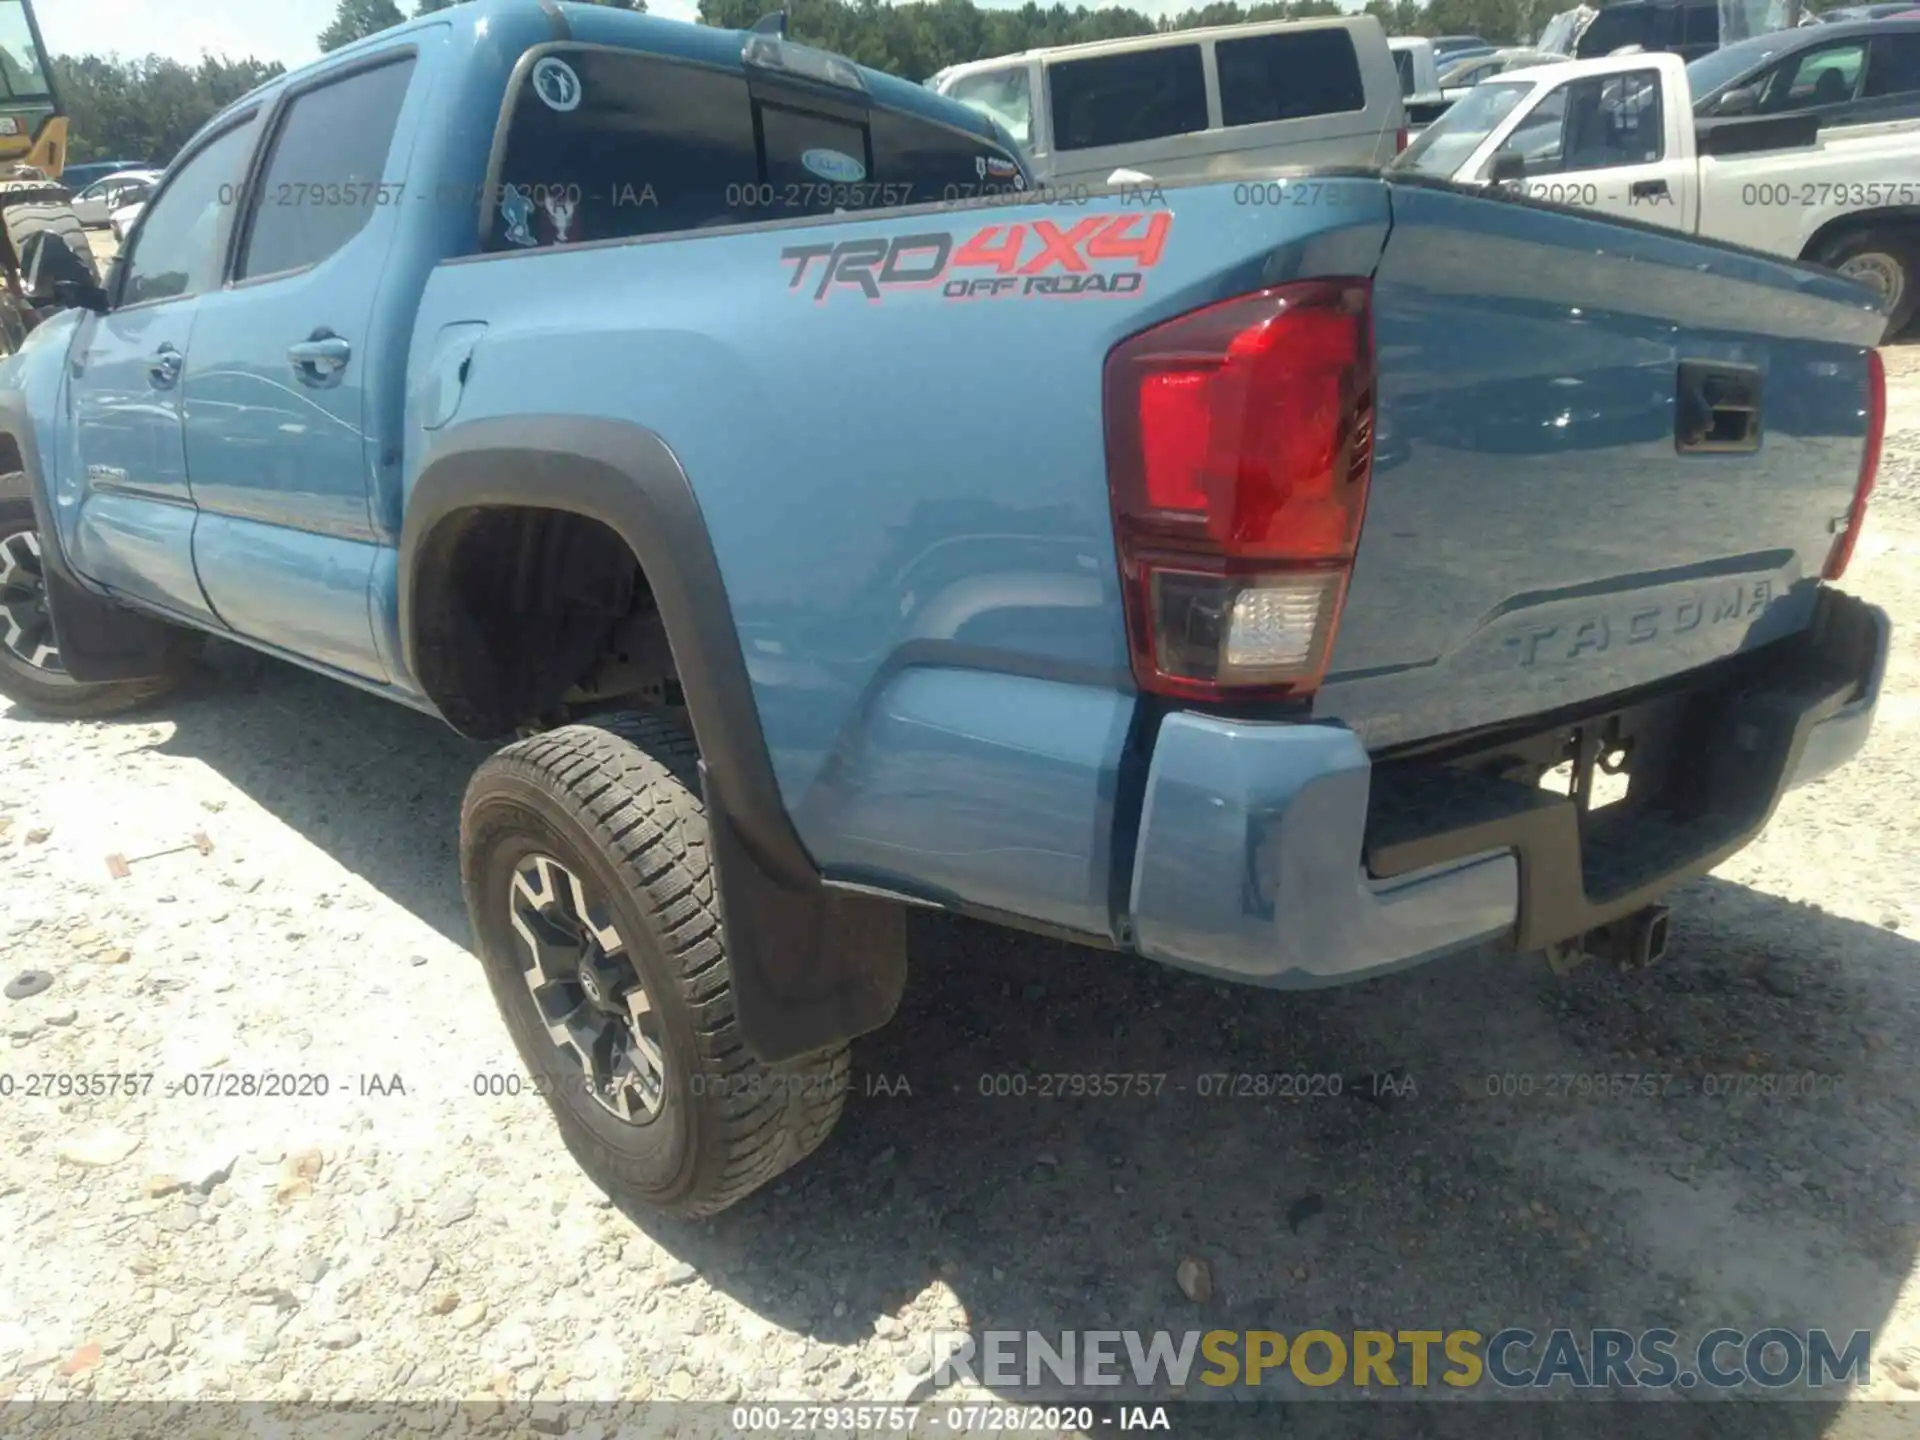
[21,459,189,684]
[38,564,196,683]
[701,759,907,1065]
[403,416,911,1061]
[9,401,189,685]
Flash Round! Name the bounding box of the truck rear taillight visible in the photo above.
[1395,126,1409,153]
[1823,348,1884,582]
[1104,280,1375,701]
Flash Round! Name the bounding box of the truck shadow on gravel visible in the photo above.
[142,645,1920,1430]
[673,896,1920,1426]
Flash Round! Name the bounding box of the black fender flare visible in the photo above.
[0,392,189,683]
[402,415,905,1064]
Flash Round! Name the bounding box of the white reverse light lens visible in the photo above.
[1223,575,1339,672]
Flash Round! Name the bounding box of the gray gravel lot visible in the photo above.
[1,336,1918,1438]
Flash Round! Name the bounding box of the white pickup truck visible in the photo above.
[1390,50,1919,330]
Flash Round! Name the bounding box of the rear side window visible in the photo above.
[760,103,869,214]
[1217,30,1365,126]
[1393,48,1415,96]
[1049,47,1208,151]
[239,57,416,280]
[488,48,1022,249]
[1864,33,1920,99]
[869,105,1023,200]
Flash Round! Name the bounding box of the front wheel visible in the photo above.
[0,472,190,718]
[1813,226,1917,337]
[460,711,851,1217]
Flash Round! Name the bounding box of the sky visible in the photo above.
[33,0,1296,67]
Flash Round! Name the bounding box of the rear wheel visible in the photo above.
[460,711,850,1217]
[0,472,190,718]
[1813,226,1917,337]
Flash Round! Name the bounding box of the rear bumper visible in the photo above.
[1127,589,1889,987]
[1786,597,1889,788]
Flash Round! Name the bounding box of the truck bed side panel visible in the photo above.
[408,186,1390,934]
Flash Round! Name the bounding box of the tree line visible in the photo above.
[49,0,647,165]
[54,54,285,165]
[322,0,648,53]
[56,0,1840,168]
[54,0,1543,167]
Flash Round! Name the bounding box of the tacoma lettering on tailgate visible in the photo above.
[1505,581,1777,669]
[780,213,1172,304]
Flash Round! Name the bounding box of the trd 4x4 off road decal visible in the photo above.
[781,213,1172,303]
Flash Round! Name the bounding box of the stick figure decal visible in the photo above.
[542,191,578,245]
[500,184,539,248]
[532,57,582,113]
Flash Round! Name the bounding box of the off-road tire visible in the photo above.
[0,471,191,718]
[460,711,850,1217]
[1812,225,1917,337]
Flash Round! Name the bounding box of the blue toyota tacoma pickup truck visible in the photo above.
[0,0,1892,1216]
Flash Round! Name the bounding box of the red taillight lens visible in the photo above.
[1395,126,1409,153]
[1823,348,1884,582]
[1104,280,1376,701]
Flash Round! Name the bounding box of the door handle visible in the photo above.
[288,331,352,385]
[1631,178,1670,200]
[148,345,183,387]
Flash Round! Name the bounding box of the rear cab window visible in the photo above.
[484,44,1026,251]
[1047,46,1208,151]
[1216,29,1365,126]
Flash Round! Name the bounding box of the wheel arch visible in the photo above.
[403,416,906,1064]
[401,416,808,883]
[1799,207,1920,266]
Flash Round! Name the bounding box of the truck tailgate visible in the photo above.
[1313,181,1888,751]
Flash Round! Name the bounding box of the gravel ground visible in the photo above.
[2,340,1919,1437]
